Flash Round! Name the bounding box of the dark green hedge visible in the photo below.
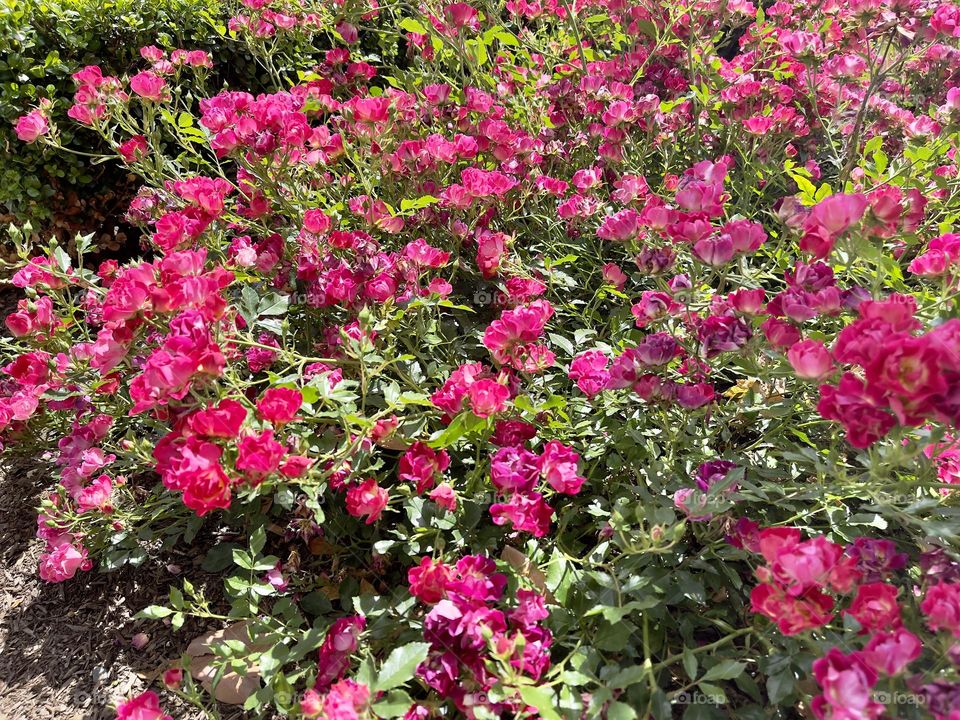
[0,0,274,235]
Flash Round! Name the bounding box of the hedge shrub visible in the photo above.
[0,0,295,244]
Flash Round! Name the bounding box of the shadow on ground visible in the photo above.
[0,456,242,720]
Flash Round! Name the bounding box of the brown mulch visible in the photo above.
[0,181,243,718]
[0,255,241,720]
[0,456,248,720]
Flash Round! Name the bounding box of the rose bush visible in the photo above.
[0,0,325,243]
[6,0,960,718]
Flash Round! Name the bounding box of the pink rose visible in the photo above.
[398,442,450,493]
[490,491,554,536]
[466,378,509,418]
[538,441,585,495]
[429,482,458,511]
[861,629,921,675]
[601,263,628,289]
[569,350,611,398]
[846,582,901,633]
[15,110,49,143]
[345,478,388,523]
[921,581,960,637]
[235,430,284,483]
[256,387,303,425]
[787,339,834,379]
[38,540,90,583]
[129,71,168,102]
[186,50,213,67]
[809,193,868,235]
[118,135,149,163]
[187,399,247,438]
[408,556,453,604]
[162,668,183,689]
[115,691,172,720]
[597,208,640,242]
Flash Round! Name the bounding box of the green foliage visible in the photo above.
[0,0,269,229]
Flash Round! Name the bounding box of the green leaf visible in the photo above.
[374,642,431,692]
[546,253,579,268]
[682,648,699,680]
[243,689,264,711]
[75,232,94,256]
[259,643,289,676]
[137,605,173,619]
[696,682,727,704]
[399,17,427,33]
[606,701,637,720]
[202,543,239,572]
[787,167,817,203]
[585,597,660,622]
[356,656,377,689]
[240,285,260,327]
[257,292,290,317]
[863,135,883,154]
[702,660,746,682]
[53,246,71,272]
[232,549,254,570]
[548,332,575,357]
[372,690,414,717]
[873,149,888,175]
[399,391,433,406]
[466,37,488,65]
[650,689,672,720]
[429,411,469,447]
[517,686,561,720]
[559,670,592,686]
[608,665,647,690]
[250,526,267,556]
[169,586,185,610]
[300,591,333,616]
[399,195,439,212]
[766,669,796,703]
[289,627,327,661]
[253,556,281,571]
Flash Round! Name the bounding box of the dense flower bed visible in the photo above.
[7,0,960,717]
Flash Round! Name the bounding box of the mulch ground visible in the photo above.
[0,245,193,720]
[0,456,249,720]
[0,269,268,719]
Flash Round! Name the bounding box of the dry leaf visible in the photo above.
[191,655,261,705]
[308,537,344,556]
[187,621,260,657]
[317,582,341,600]
[185,621,273,705]
[500,546,555,603]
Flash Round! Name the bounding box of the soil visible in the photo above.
[0,156,244,719]
[0,255,257,719]
[0,455,248,720]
